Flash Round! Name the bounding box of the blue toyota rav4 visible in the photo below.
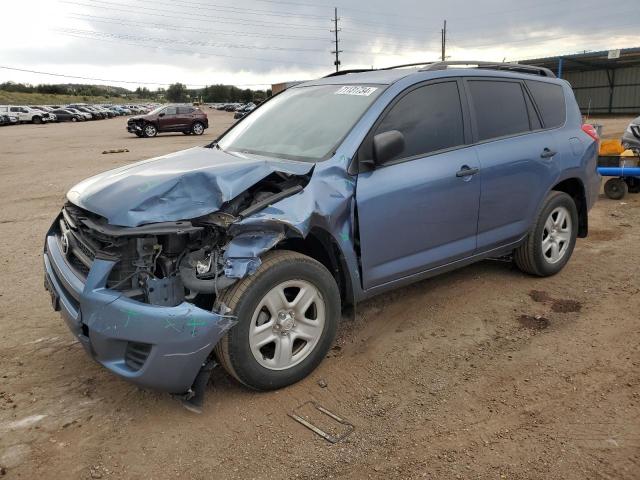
[44,61,600,405]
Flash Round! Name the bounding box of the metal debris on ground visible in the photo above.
[288,401,354,444]
[101,148,129,154]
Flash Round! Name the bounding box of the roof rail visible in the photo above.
[379,62,438,70]
[323,69,374,78]
[420,61,556,78]
[322,60,556,79]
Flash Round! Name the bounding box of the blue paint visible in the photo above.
[598,167,640,177]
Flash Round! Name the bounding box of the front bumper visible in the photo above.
[127,123,142,133]
[43,219,235,393]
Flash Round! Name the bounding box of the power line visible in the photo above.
[147,0,330,21]
[56,28,328,53]
[63,0,329,31]
[55,31,329,67]
[68,13,328,41]
[0,65,270,87]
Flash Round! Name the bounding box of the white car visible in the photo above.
[0,105,51,124]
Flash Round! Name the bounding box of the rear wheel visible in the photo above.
[71,117,77,122]
[191,121,205,135]
[143,123,157,137]
[514,191,578,277]
[32,116,42,124]
[604,178,627,200]
[214,250,340,390]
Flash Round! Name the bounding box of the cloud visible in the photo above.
[1,0,637,89]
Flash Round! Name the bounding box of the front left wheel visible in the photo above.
[143,123,157,137]
[214,250,340,391]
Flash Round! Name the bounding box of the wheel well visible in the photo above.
[276,229,353,308]
[552,178,588,237]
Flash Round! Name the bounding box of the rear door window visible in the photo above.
[525,80,566,128]
[177,107,193,114]
[467,80,530,141]
[374,81,465,161]
[164,106,177,115]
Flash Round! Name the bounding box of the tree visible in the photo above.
[166,83,188,102]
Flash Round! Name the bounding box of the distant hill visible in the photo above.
[57,83,133,95]
[0,90,153,105]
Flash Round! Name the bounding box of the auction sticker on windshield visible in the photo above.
[335,86,378,96]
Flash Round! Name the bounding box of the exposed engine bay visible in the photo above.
[58,171,310,309]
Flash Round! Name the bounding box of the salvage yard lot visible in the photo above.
[0,113,639,479]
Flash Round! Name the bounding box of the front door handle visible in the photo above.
[540,147,557,158]
[456,165,480,177]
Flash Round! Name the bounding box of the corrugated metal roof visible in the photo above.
[522,47,640,73]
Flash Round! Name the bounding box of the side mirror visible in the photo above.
[373,130,405,165]
[158,112,165,117]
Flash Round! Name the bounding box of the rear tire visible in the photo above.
[32,116,42,124]
[514,191,578,277]
[214,250,340,391]
[604,178,627,200]
[191,121,205,135]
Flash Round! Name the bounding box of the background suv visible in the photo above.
[127,105,209,137]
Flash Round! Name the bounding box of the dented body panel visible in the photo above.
[67,147,313,227]
[44,226,236,393]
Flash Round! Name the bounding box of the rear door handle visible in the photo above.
[456,166,480,177]
[540,148,557,158]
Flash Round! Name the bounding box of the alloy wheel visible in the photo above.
[541,206,572,264]
[248,280,325,371]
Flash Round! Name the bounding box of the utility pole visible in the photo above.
[441,19,447,61]
[331,7,342,72]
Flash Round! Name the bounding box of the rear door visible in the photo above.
[176,106,195,129]
[465,78,559,252]
[356,79,481,289]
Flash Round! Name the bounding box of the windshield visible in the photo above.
[147,106,165,115]
[218,84,383,162]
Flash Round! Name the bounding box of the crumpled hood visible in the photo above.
[67,147,313,227]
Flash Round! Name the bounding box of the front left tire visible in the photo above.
[214,250,340,391]
[143,123,158,137]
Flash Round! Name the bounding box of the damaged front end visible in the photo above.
[44,170,310,395]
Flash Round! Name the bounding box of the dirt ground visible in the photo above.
[0,112,639,479]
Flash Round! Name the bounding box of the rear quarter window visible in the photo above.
[525,80,566,128]
[467,80,530,141]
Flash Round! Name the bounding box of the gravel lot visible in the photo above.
[0,112,638,479]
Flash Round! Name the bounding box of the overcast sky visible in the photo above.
[2,0,638,90]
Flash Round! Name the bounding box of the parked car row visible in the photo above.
[0,103,158,125]
[233,102,257,119]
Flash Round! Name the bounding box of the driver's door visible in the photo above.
[158,106,179,130]
[355,80,481,290]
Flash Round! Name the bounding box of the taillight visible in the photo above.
[582,123,599,142]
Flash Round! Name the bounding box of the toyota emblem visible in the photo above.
[61,232,70,255]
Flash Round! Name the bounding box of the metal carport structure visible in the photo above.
[522,47,640,114]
